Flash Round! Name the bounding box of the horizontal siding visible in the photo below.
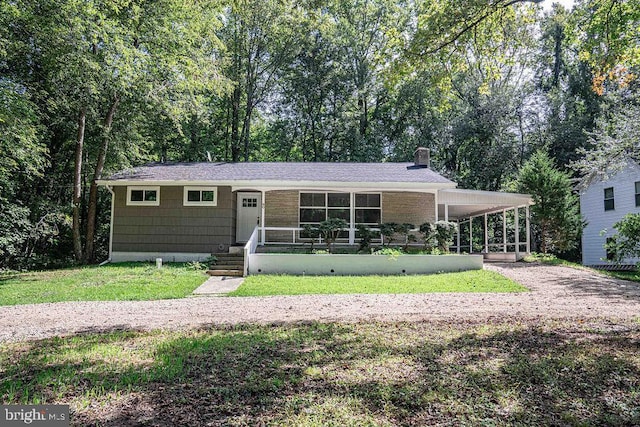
[112,185,235,253]
[581,163,640,265]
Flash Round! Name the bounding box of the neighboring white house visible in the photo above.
[580,161,640,266]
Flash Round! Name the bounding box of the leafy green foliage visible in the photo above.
[380,222,400,247]
[356,224,376,253]
[419,222,436,250]
[434,221,457,252]
[318,218,348,253]
[517,151,582,253]
[604,213,640,264]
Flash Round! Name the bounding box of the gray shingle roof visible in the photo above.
[104,162,454,185]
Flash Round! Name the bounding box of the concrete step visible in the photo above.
[210,264,243,270]
[207,269,243,277]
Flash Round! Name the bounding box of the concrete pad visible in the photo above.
[193,276,244,295]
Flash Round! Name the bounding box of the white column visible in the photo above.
[260,190,266,245]
[444,204,449,222]
[502,209,507,253]
[349,192,355,245]
[469,217,473,253]
[484,213,488,253]
[456,220,461,254]
[514,206,520,258]
[526,205,531,254]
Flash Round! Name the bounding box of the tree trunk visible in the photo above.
[72,108,87,262]
[231,87,241,162]
[85,95,120,263]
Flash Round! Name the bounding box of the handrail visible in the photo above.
[243,225,260,276]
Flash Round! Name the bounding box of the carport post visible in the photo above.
[484,213,488,253]
[469,217,473,253]
[502,209,507,253]
[526,205,531,254]
[456,220,461,254]
[515,206,520,259]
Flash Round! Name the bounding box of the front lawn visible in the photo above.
[1,320,638,426]
[229,270,526,296]
[0,263,208,306]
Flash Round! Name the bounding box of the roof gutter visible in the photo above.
[95,179,457,190]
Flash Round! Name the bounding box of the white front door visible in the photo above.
[236,192,262,243]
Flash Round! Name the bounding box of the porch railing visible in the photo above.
[243,225,260,276]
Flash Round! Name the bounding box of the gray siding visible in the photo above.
[112,186,235,253]
[580,162,640,265]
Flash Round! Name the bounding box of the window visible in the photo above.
[604,187,615,211]
[299,192,350,225]
[127,186,160,206]
[242,197,258,208]
[635,181,640,207]
[299,192,382,227]
[355,193,381,225]
[183,186,217,206]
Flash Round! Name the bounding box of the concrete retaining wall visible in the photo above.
[247,254,483,275]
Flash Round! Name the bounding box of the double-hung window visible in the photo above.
[355,193,381,225]
[299,192,350,225]
[183,187,217,206]
[127,186,160,206]
[604,187,615,211]
[299,192,382,231]
[635,181,640,207]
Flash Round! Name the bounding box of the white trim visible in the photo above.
[126,186,160,206]
[111,251,211,262]
[183,186,218,206]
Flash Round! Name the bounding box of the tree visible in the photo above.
[572,102,640,188]
[604,213,640,264]
[516,150,583,253]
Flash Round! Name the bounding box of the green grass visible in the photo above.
[604,270,640,283]
[229,270,526,296]
[1,320,639,426]
[523,253,640,284]
[0,262,208,306]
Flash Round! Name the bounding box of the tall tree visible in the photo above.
[517,151,582,253]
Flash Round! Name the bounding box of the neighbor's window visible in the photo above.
[183,186,217,206]
[604,187,615,211]
[635,181,640,207]
[127,186,160,206]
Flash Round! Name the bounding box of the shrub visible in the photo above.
[318,218,348,253]
[419,222,436,250]
[434,221,457,253]
[302,224,321,251]
[380,222,399,247]
[356,224,376,253]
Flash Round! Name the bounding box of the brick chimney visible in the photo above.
[414,147,430,168]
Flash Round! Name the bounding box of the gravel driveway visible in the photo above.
[1,263,639,342]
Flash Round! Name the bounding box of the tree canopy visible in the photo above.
[1,0,638,267]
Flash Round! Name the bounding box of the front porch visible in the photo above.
[240,188,532,258]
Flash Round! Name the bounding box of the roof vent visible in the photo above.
[414,147,430,168]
